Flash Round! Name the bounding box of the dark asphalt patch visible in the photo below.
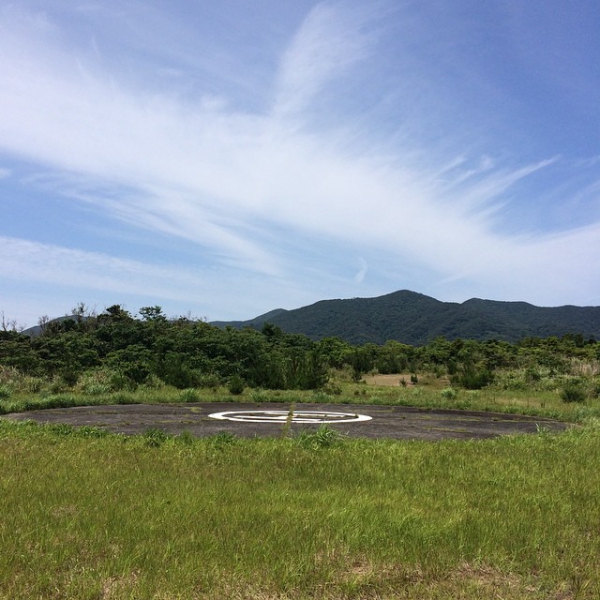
[3,402,569,440]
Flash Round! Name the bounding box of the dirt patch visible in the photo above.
[363,374,413,386]
[3,402,569,441]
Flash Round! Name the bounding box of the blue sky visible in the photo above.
[1,0,599,327]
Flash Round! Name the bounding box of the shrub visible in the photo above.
[227,375,245,395]
[180,388,200,403]
[110,372,129,391]
[560,380,586,403]
[525,367,542,383]
[49,378,68,394]
[441,387,457,400]
[61,369,80,388]
[0,366,18,386]
[197,373,221,390]
[24,377,44,393]
[143,374,165,389]
[453,368,494,390]
[322,382,342,396]
[432,365,445,378]
[0,385,11,400]
[78,369,113,395]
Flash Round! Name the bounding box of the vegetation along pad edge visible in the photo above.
[3,402,568,440]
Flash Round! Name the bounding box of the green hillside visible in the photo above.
[212,290,600,345]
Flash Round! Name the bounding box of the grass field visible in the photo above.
[2,365,600,599]
[1,414,600,599]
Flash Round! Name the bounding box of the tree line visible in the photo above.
[1,305,598,392]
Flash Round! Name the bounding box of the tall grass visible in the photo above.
[2,363,600,424]
[1,419,599,598]
[3,380,600,423]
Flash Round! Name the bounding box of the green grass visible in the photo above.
[2,364,600,424]
[3,379,600,424]
[1,419,600,598]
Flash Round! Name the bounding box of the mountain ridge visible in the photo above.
[211,290,600,345]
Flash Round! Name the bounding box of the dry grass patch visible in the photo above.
[184,563,583,600]
[320,561,577,600]
[362,373,451,389]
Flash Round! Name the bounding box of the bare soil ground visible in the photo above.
[4,402,569,441]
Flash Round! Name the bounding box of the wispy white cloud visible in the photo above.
[0,236,202,300]
[0,0,598,324]
[0,233,356,326]
[273,2,374,117]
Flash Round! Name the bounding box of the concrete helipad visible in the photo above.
[3,402,569,441]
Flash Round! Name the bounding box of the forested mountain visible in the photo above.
[212,290,600,345]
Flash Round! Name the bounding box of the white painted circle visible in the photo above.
[208,410,372,424]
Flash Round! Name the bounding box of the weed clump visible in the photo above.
[143,428,171,447]
[297,425,341,449]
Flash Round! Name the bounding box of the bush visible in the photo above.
[560,380,586,403]
[180,388,200,403]
[61,369,80,388]
[322,382,342,396]
[24,377,44,393]
[49,379,68,394]
[110,372,129,391]
[453,368,494,390]
[441,387,457,400]
[525,367,542,383]
[197,373,221,390]
[227,375,245,395]
[143,374,165,389]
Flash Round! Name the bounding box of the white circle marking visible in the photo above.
[208,410,372,424]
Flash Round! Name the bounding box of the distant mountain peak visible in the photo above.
[212,290,600,345]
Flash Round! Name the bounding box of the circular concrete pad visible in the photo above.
[3,402,568,441]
